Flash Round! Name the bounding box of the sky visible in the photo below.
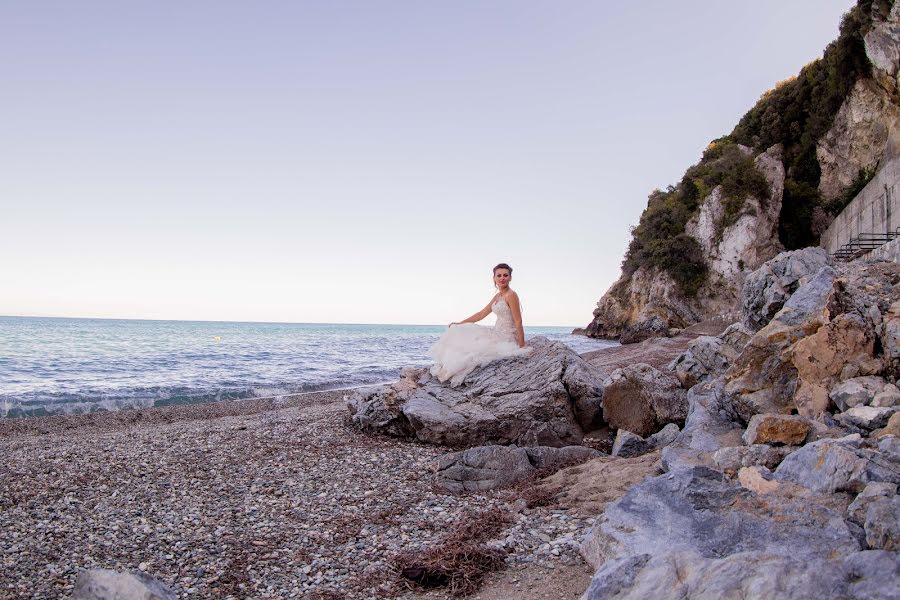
[0,1,858,326]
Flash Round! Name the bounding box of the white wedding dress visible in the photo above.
[429,297,532,387]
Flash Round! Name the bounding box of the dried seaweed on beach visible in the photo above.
[395,508,512,596]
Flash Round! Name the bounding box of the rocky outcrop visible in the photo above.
[583,145,785,343]
[723,257,899,421]
[582,267,709,343]
[348,338,604,447]
[72,569,176,600]
[818,3,900,202]
[581,7,900,346]
[685,144,785,286]
[600,364,687,438]
[865,2,900,97]
[817,78,900,201]
[434,444,601,492]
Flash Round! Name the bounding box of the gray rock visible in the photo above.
[611,430,648,459]
[713,444,794,476]
[830,376,888,412]
[581,466,860,572]
[773,265,838,328]
[872,383,900,408]
[836,406,900,431]
[585,550,900,600]
[611,423,679,458]
[668,323,752,388]
[741,247,831,332]
[434,444,601,492]
[864,495,900,551]
[842,550,900,600]
[348,337,604,447]
[883,301,900,374]
[774,435,900,494]
[659,378,743,472]
[848,482,897,526]
[72,569,176,600]
[648,422,680,448]
[601,363,687,438]
[669,335,725,389]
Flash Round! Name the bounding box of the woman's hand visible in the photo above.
[449,322,460,327]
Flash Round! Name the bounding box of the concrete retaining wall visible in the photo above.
[820,156,900,255]
[866,236,900,262]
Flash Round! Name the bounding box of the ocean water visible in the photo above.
[0,316,617,418]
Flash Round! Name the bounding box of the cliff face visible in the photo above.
[586,145,784,342]
[584,1,900,342]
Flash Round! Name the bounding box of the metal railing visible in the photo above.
[832,228,900,262]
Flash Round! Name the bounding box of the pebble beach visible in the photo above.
[0,389,595,599]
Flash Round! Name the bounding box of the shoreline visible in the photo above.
[0,386,377,438]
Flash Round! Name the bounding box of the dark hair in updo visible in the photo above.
[493,263,512,275]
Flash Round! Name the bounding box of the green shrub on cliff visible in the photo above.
[619,0,882,292]
[622,187,707,297]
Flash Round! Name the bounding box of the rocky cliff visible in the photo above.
[583,1,900,343]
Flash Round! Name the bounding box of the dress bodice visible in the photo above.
[492,298,517,342]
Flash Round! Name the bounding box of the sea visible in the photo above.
[0,316,618,419]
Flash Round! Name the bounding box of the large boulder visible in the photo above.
[774,435,900,494]
[836,406,900,431]
[601,363,687,438]
[433,444,601,493]
[348,337,604,447]
[668,323,752,388]
[581,466,868,597]
[72,569,176,600]
[740,247,832,332]
[660,377,744,472]
[584,550,900,600]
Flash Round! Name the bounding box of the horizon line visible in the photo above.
[0,313,581,330]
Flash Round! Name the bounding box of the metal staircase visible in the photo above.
[832,229,900,262]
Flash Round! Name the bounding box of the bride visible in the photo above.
[429,263,532,386]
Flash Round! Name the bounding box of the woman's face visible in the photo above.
[494,269,511,288]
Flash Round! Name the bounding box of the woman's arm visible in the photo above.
[450,295,498,326]
[506,292,526,347]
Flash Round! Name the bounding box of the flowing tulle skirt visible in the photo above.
[429,323,532,387]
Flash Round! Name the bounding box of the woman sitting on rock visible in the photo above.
[429,263,532,387]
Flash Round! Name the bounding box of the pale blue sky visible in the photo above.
[1,1,855,326]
